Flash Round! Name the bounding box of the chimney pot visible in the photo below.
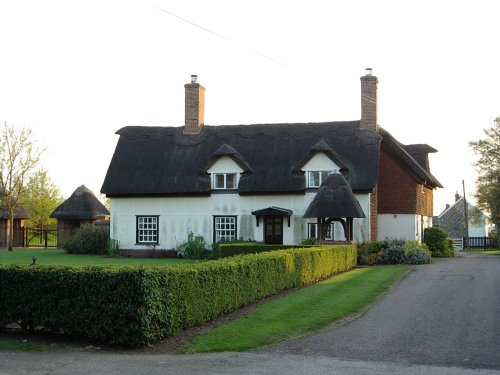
[191,74,198,84]
[365,68,373,76]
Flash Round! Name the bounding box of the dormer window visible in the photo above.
[213,173,237,189]
[308,171,332,188]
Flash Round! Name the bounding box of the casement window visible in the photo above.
[307,222,334,240]
[213,173,237,189]
[136,216,159,244]
[307,171,331,188]
[214,216,237,242]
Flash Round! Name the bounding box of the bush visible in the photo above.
[63,224,110,255]
[403,241,431,264]
[358,239,431,265]
[379,238,407,264]
[177,232,209,259]
[424,227,455,257]
[356,241,382,265]
[0,245,356,347]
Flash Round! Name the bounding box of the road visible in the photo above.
[1,253,499,374]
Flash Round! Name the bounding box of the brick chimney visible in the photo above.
[184,75,205,134]
[360,68,379,132]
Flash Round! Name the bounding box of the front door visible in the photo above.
[264,216,283,244]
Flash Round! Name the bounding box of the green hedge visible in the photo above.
[0,245,356,347]
[216,242,315,258]
[424,227,455,257]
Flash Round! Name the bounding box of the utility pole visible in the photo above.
[462,180,469,248]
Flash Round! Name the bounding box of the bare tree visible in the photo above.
[0,122,43,250]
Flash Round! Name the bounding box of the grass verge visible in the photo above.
[179,265,409,353]
[0,249,199,266]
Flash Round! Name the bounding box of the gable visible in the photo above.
[206,156,244,174]
[301,152,341,173]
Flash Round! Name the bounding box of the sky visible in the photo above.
[1,0,499,214]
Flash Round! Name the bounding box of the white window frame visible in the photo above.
[136,215,159,244]
[214,216,237,242]
[308,222,335,240]
[307,171,331,188]
[213,173,238,190]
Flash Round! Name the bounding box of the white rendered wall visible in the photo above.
[110,192,370,250]
[378,214,418,241]
[110,152,370,250]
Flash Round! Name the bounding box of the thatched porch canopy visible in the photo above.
[304,173,365,242]
[304,173,365,219]
[50,185,109,220]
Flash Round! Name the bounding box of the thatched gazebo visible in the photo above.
[50,185,109,247]
[304,172,365,243]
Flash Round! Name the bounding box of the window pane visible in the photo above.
[309,171,320,187]
[215,216,236,242]
[226,174,236,189]
[137,216,158,244]
[215,174,225,189]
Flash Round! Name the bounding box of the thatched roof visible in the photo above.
[380,128,442,188]
[0,200,30,219]
[50,185,109,220]
[101,121,382,196]
[304,173,365,219]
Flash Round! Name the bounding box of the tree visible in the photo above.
[0,122,43,250]
[21,169,64,230]
[469,117,500,229]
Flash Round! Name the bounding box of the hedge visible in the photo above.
[216,242,315,258]
[0,245,356,347]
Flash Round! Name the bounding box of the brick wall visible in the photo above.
[378,147,433,216]
[184,82,205,134]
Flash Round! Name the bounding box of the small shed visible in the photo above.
[50,185,109,247]
[304,173,365,242]
[0,199,30,247]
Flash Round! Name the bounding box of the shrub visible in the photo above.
[403,241,431,264]
[356,241,382,265]
[177,232,209,259]
[0,245,356,347]
[424,227,455,257]
[63,224,110,255]
[359,239,431,265]
[379,238,407,264]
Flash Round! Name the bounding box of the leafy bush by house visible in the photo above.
[63,224,110,255]
[424,227,455,257]
[403,241,431,264]
[177,232,210,259]
[0,245,356,347]
[357,238,431,265]
[356,240,382,265]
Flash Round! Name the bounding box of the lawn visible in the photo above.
[180,265,409,353]
[0,248,199,266]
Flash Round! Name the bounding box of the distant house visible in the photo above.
[101,71,442,253]
[50,185,109,247]
[0,198,30,248]
[434,192,493,238]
